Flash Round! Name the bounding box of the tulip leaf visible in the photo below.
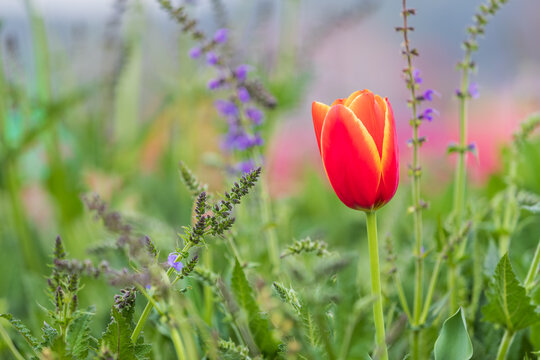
[482,254,540,332]
[434,307,473,360]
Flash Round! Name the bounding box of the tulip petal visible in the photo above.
[320,105,382,210]
[312,101,330,153]
[376,98,399,207]
[348,92,386,157]
[331,98,346,106]
[344,89,369,106]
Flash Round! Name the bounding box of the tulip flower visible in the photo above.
[312,89,399,360]
[312,89,399,211]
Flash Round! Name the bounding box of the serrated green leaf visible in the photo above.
[100,307,137,359]
[482,254,540,332]
[522,203,540,214]
[231,259,280,358]
[0,313,41,354]
[66,311,97,359]
[434,307,473,360]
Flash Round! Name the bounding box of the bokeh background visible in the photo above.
[1,0,540,356]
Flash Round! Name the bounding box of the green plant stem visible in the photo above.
[499,157,517,256]
[419,254,443,323]
[448,258,458,315]
[495,330,514,360]
[131,242,194,342]
[0,321,26,360]
[411,330,420,360]
[170,327,187,360]
[365,211,388,360]
[525,241,540,290]
[392,272,412,322]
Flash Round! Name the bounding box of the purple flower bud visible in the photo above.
[421,108,439,121]
[468,82,479,99]
[208,78,222,90]
[423,89,440,101]
[206,51,219,66]
[234,64,249,82]
[215,100,238,117]
[167,253,184,272]
[251,133,263,147]
[237,87,250,103]
[245,107,263,125]
[413,69,422,84]
[213,28,229,44]
[468,142,477,151]
[189,46,202,59]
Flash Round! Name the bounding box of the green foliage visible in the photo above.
[66,311,98,359]
[0,313,41,354]
[434,307,473,360]
[482,254,540,332]
[231,259,280,358]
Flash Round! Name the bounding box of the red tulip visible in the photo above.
[312,89,399,211]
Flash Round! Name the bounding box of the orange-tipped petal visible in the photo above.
[375,98,399,207]
[348,92,386,157]
[331,98,346,106]
[320,105,382,210]
[344,89,369,106]
[312,101,330,153]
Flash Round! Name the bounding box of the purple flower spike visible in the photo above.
[468,82,479,99]
[167,253,184,272]
[422,108,439,121]
[206,51,219,65]
[213,28,229,44]
[413,69,422,84]
[208,78,222,90]
[252,133,264,147]
[237,87,250,103]
[189,46,202,59]
[245,107,263,125]
[234,64,249,82]
[423,89,440,101]
[215,100,238,117]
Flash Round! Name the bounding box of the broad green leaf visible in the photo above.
[231,259,280,357]
[482,254,540,332]
[66,311,97,358]
[434,307,473,360]
[40,321,58,348]
[0,313,41,353]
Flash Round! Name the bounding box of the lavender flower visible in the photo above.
[189,46,202,59]
[468,142,477,152]
[223,130,262,151]
[237,87,250,103]
[215,100,238,117]
[208,78,223,90]
[468,82,480,98]
[421,108,439,121]
[167,253,184,272]
[206,51,219,66]
[234,64,249,82]
[423,89,440,101]
[213,28,229,44]
[413,69,422,84]
[236,159,256,174]
[245,107,263,125]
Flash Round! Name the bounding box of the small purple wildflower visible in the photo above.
[413,69,422,84]
[252,133,263,147]
[215,100,238,117]
[245,107,263,125]
[223,131,262,151]
[206,51,219,66]
[421,108,439,121]
[468,82,479,99]
[213,28,229,44]
[208,78,222,90]
[234,65,249,82]
[167,253,184,272]
[423,89,440,101]
[468,142,477,152]
[237,87,250,103]
[189,46,202,59]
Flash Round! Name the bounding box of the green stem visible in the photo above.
[170,327,187,360]
[393,272,412,322]
[0,321,26,360]
[131,242,193,342]
[365,211,388,360]
[448,259,458,314]
[499,157,518,256]
[495,330,514,360]
[419,254,443,323]
[525,241,540,290]
[411,330,420,360]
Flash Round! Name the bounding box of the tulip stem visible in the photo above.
[365,211,388,360]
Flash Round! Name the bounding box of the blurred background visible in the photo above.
[1,0,540,355]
